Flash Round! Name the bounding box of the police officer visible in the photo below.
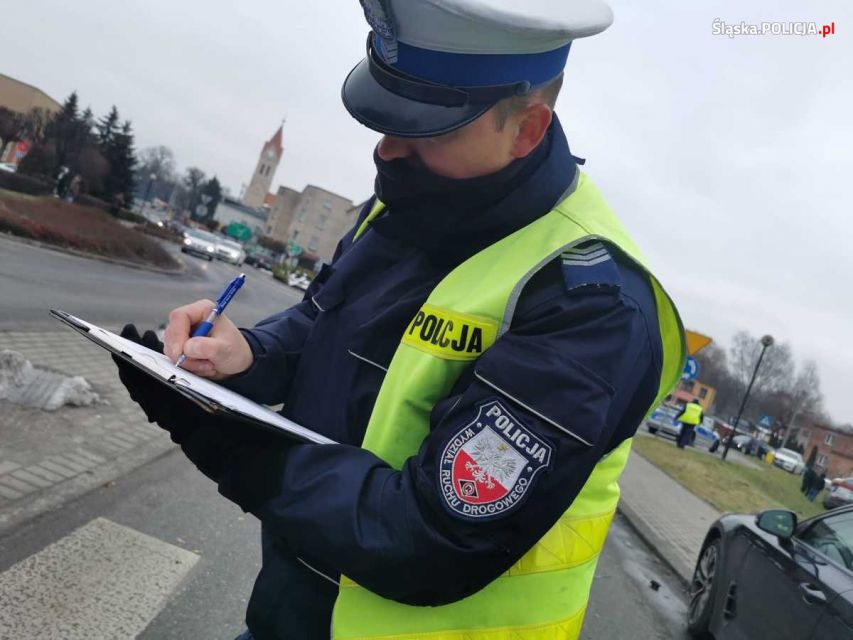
[115,2,685,638]
[676,398,704,449]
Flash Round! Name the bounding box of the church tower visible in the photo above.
[243,124,283,208]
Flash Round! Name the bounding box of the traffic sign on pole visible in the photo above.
[682,356,700,381]
[686,330,712,356]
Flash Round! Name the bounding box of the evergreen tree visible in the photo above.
[200,176,223,219]
[97,106,120,147]
[46,91,88,172]
[95,106,121,198]
[111,120,137,203]
[80,107,96,140]
[58,92,79,122]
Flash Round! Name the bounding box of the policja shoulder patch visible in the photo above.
[560,241,622,292]
[439,399,553,521]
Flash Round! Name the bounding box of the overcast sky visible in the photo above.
[5,1,852,423]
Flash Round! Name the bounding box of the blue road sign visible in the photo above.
[759,415,774,429]
[682,356,700,381]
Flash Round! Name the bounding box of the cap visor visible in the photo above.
[342,58,493,138]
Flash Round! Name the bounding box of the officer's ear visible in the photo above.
[509,102,552,159]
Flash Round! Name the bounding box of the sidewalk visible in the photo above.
[0,330,175,536]
[618,449,722,583]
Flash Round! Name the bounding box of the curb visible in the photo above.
[617,499,693,587]
[0,231,187,276]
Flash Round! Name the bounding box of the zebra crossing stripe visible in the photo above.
[0,517,199,639]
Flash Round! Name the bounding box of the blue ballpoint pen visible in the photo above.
[175,273,246,368]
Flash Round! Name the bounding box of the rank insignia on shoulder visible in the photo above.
[438,400,552,521]
[560,241,622,292]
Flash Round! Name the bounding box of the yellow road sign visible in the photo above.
[685,330,712,355]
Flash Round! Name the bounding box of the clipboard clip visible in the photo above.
[49,309,91,333]
[170,375,222,415]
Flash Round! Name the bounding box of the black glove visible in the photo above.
[113,324,209,440]
[113,325,280,487]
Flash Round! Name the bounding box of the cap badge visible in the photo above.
[359,0,395,41]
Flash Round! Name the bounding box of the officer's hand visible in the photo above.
[113,324,207,435]
[163,299,253,380]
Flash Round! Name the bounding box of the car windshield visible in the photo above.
[187,229,218,242]
[655,405,679,417]
[799,511,853,569]
[777,449,802,461]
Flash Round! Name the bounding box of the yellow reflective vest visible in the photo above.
[332,172,685,639]
[680,402,703,426]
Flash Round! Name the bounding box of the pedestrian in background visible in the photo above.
[676,398,704,449]
[66,174,81,203]
[110,192,125,216]
[54,166,70,199]
[807,468,826,502]
[801,463,815,494]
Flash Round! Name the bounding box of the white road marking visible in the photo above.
[0,517,199,639]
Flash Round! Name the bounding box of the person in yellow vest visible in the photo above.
[676,398,704,449]
[114,2,685,638]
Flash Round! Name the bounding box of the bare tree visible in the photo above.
[183,167,207,217]
[20,108,52,145]
[0,107,26,159]
[694,343,739,416]
[776,360,824,446]
[137,145,176,184]
[729,331,793,397]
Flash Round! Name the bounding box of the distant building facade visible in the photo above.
[242,125,283,209]
[801,424,853,478]
[0,74,61,164]
[266,186,301,242]
[265,184,365,264]
[672,379,717,413]
[213,197,268,237]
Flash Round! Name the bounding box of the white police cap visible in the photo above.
[343,0,613,137]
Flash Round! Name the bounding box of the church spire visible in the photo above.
[267,122,284,158]
[243,122,284,208]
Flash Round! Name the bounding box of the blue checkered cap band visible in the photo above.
[364,0,613,88]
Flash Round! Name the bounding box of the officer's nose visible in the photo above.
[376,136,414,162]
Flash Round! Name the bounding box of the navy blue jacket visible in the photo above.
[168,120,663,639]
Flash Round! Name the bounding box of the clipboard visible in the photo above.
[49,309,336,445]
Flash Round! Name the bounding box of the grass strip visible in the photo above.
[631,436,824,519]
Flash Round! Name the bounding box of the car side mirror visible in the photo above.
[756,509,797,541]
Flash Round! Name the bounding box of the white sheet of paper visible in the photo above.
[53,311,336,445]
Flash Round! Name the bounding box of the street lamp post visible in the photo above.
[722,334,774,460]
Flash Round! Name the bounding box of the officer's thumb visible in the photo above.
[183,336,220,361]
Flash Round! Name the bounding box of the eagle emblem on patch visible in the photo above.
[359,0,395,41]
[439,400,552,520]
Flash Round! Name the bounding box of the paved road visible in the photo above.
[0,448,691,639]
[0,235,302,331]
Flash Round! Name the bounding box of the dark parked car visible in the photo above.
[688,505,853,639]
[245,252,275,270]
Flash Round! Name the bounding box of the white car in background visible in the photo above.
[288,272,311,291]
[181,228,218,261]
[772,448,805,474]
[215,239,246,266]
